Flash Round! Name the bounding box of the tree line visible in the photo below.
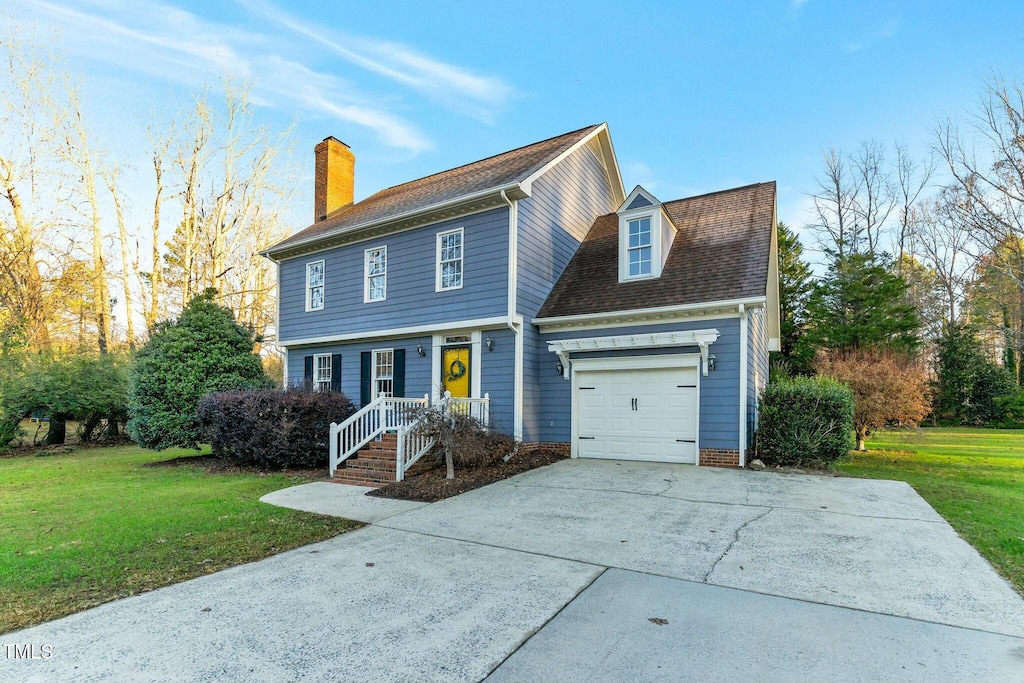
[776,75,1024,440]
[0,33,291,444]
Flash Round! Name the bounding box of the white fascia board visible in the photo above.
[521,123,626,205]
[262,183,526,259]
[280,316,511,347]
[533,297,768,331]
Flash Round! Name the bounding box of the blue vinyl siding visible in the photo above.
[537,317,742,451]
[747,307,770,445]
[287,336,433,405]
[517,139,618,441]
[479,327,515,435]
[278,207,509,343]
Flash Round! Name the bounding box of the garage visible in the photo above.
[573,357,699,464]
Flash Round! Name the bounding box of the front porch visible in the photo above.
[328,392,491,487]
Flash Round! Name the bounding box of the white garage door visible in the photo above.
[576,365,698,464]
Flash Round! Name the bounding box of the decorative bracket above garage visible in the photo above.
[547,328,721,379]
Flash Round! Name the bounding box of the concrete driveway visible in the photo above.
[7,460,1024,682]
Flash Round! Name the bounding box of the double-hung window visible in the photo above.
[364,246,387,303]
[372,349,394,398]
[627,217,652,277]
[313,353,332,392]
[306,260,325,311]
[436,228,464,291]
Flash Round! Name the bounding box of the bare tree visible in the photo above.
[103,166,136,349]
[850,140,899,257]
[895,142,934,273]
[911,188,976,326]
[810,147,862,259]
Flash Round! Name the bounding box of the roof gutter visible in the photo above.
[261,181,528,260]
[532,296,768,329]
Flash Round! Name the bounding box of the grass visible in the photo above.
[0,444,358,634]
[836,427,1024,594]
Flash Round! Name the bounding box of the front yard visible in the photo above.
[0,445,356,634]
[837,427,1024,594]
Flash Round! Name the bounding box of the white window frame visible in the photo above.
[305,259,325,311]
[363,245,387,303]
[371,348,394,399]
[626,216,653,278]
[435,227,464,292]
[313,353,332,393]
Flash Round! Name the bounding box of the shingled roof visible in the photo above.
[536,182,776,319]
[268,124,601,254]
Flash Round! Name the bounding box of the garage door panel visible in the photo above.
[576,364,699,464]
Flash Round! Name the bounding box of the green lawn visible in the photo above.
[837,427,1024,594]
[0,445,358,634]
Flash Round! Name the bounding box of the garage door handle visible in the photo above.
[676,439,696,443]
[677,385,696,388]
[579,436,595,440]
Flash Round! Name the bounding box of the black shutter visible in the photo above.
[331,354,342,393]
[393,349,406,398]
[304,356,313,390]
[360,352,372,406]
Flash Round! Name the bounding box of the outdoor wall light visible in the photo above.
[416,343,426,357]
[485,337,493,351]
[555,360,564,375]
[708,355,716,372]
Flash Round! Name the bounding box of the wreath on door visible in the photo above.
[446,359,467,381]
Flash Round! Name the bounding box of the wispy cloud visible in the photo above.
[236,0,514,123]
[845,18,901,54]
[6,0,513,152]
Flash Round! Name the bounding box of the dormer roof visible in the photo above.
[537,181,777,319]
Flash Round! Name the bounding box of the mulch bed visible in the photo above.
[143,454,325,479]
[367,447,568,503]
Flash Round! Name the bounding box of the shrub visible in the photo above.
[128,291,271,451]
[757,376,854,467]
[197,388,356,469]
[816,349,930,451]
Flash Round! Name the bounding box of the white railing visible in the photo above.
[394,392,491,481]
[329,394,429,476]
[331,391,493,481]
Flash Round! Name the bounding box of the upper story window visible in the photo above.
[627,217,652,277]
[364,246,387,303]
[313,353,332,392]
[306,260,325,311]
[617,185,677,283]
[436,228,464,291]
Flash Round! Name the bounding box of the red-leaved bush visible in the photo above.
[196,388,355,469]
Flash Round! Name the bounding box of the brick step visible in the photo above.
[355,447,397,459]
[330,475,385,488]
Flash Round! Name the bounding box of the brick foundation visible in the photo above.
[517,442,571,456]
[699,448,741,468]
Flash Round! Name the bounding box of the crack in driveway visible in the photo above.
[703,507,773,582]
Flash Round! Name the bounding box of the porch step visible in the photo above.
[331,438,438,488]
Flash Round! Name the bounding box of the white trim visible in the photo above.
[620,214,656,281]
[304,259,325,312]
[618,185,660,213]
[370,348,395,400]
[281,347,288,387]
[431,330,481,402]
[739,303,749,468]
[533,297,767,331]
[363,245,387,303]
[569,353,701,462]
[435,227,465,292]
[548,328,720,378]
[501,190,524,442]
[279,316,510,347]
[312,352,332,392]
[520,123,626,205]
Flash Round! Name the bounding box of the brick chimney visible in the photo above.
[314,136,355,222]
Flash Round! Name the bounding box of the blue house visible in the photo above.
[262,124,780,484]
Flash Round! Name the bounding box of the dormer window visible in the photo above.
[627,217,653,277]
[617,185,677,282]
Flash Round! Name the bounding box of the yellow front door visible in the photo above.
[441,346,471,398]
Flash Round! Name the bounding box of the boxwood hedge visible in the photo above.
[757,377,854,467]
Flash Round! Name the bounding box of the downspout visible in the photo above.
[738,303,748,467]
[501,189,524,441]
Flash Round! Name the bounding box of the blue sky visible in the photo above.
[6,0,1024,252]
